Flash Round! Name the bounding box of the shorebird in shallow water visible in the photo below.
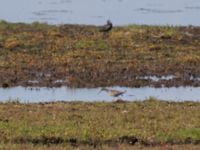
[99,20,113,33]
[98,88,126,100]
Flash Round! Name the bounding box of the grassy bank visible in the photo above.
[0,99,200,149]
[0,21,200,87]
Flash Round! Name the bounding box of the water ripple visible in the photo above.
[185,6,200,10]
[136,8,182,14]
[33,10,73,16]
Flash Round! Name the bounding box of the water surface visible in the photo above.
[0,0,200,25]
[1,86,200,103]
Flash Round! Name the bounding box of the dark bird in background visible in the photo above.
[99,20,113,33]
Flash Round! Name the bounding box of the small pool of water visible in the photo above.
[1,86,200,103]
[0,0,200,26]
[136,75,176,82]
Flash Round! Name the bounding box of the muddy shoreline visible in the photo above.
[0,21,200,88]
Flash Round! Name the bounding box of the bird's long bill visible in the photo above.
[97,89,103,95]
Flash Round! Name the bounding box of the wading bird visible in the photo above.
[99,20,113,33]
[98,88,126,100]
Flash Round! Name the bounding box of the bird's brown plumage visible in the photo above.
[98,88,126,98]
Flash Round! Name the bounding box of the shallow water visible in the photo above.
[1,86,200,103]
[136,75,176,82]
[0,0,200,25]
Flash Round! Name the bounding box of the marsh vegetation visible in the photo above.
[0,21,200,88]
[0,99,200,149]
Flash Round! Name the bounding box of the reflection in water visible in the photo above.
[0,86,200,103]
[0,0,200,25]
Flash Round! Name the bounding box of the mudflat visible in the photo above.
[0,21,200,88]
